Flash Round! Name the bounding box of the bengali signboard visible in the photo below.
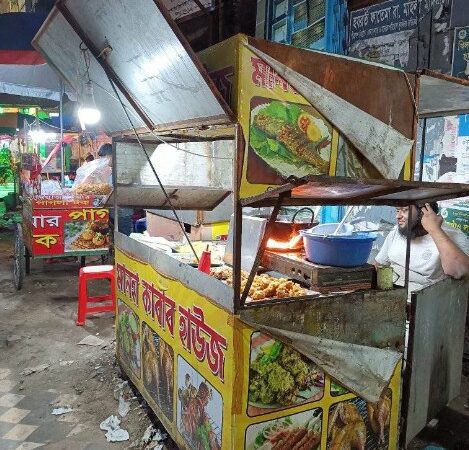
[452,26,469,80]
[349,0,448,68]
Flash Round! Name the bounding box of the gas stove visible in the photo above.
[261,250,375,293]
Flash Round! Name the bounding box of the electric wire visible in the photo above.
[90,81,234,160]
[107,77,200,262]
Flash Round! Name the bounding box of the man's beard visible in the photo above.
[398,216,428,239]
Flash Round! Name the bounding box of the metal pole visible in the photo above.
[419,118,427,181]
[59,80,65,186]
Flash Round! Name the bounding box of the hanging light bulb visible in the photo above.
[77,81,101,130]
[28,120,56,144]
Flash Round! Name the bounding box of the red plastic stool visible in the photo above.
[76,265,115,326]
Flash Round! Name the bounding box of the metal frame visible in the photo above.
[238,175,469,208]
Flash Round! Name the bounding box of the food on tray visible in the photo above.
[72,157,112,195]
[367,390,391,444]
[178,376,221,450]
[175,242,225,266]
[328,402,366,450]
[252,414,321,450]
[66,219,110,250]
[74,182,112,195]
[249,339,324,408]
[250,101,331,177]
[210,267,306,300]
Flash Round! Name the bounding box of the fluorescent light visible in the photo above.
[49,112,60,117]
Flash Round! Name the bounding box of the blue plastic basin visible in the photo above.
[300,230,377,267]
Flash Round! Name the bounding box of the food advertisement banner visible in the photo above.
[234,324,402,450]
[25,207,109,256]
[115,247,403,450]
[115,248,234,450]
[236,43,338,200]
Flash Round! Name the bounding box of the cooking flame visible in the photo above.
[266,234,303,250]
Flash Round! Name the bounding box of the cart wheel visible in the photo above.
[13,223,25,290]
[25,247,31,275]
[80,256,86,267]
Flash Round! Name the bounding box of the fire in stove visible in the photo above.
[266,234,303,251]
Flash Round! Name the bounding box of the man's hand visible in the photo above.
[421,203,443,235]
[421,203,469,279]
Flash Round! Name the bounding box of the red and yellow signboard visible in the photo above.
[23,199,110,256]
[115,248,402,450]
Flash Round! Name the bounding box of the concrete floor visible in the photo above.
[0,231,169,450]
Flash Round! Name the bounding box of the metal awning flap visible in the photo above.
[246,43,413,180]
[33,0,233,135]
[418,70,469,118]
[241,176,469,207]
[245,322,401,403]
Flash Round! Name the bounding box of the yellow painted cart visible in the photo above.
[34,2,469,449]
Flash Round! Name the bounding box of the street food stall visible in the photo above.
[13,128,111,290]
[34,1,469,449]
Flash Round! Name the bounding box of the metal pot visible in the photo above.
[271,208,317,239]
[262,208,318,251]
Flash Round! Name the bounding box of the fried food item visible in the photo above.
[329,402,366,450]
[330,420,366,450]
[81,229,94,241]
[210,267,233,280]
[210,267,306,300]
[249,340,323,407]
[74,183,112,195]
[92,232,105,246]
[254,113,329,172]
[367,390,391,444]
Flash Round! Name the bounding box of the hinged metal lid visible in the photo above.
[33,0,233,135]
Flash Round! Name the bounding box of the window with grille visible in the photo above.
[269,0,326,49]
[292,18,325,47]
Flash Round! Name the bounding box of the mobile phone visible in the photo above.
[416,205,424,218]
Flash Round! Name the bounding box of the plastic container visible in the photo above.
[198,246,211,274]
[300,230,377,267]
[306,223,354,236]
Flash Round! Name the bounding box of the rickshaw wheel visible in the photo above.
[25,247,31,275]
[13,223,25,290]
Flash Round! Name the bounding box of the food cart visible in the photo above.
[34,1,469,449]
[13,132,111,290]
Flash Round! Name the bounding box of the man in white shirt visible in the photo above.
[374,203,469,292]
